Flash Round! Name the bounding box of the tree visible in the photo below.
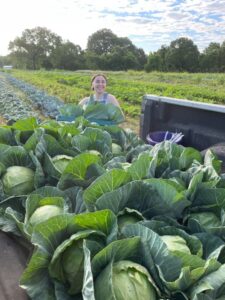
[84,51,106,70]
[87,29,118,55]
[165,37,200,72]
[8,27,62,69]
[145,45,169,72]
[200,42,221,72]
[157,46,169,71]
[50,41,85,70]
[86,28,147,70]
[135,48,147,69]
[0,55,13,68]
[105,46,139,70]
[220,41,225,72]
[116,37,147,69]
[145,53,162,72]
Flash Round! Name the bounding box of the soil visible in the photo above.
[0,232,31,300]
[120,116,140,135]
[0,116,6,125]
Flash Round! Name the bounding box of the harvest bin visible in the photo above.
[146,131,183,146]
[140,94,225,151]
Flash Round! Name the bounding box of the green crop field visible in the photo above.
[7,69,225,132]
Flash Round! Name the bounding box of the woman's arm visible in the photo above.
[108,94,125,119]
[79,97,89,107]
[107,94,121,107]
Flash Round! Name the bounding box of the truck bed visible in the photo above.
[140,94,225,171]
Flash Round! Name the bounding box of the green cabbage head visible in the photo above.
[61,240,84,294]
[117,209,144,233]
[52,155,73,173]
[112,143,122,155]
[95,260,157,300]
[87,150,102,157]
[48,234,103,295]
[29,205,63,226]
[2,166,35,195]
[121,162,131,170]
[161,235,191,254]
[118,214,140,231]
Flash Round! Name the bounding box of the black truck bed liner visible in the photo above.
[140,94,225,151]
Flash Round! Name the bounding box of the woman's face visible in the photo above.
[92,75,107,94]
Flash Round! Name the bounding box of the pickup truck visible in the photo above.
[140,94,225,171]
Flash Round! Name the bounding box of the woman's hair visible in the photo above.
[91,74,107,84]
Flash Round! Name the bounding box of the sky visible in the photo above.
[1,0,225,56]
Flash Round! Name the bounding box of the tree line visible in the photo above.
[0,26,224,72]
[145,38,225,73]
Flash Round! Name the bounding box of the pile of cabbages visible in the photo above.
[0,116,225,300]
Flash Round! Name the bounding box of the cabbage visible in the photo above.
[161,235,191,254]
[2,166,35,195]
[95,260,157,300]
[189,212,221,228]
[118,209,143,233]
[52,155,73,173]
[48,235,104,296]
[118,214,141,231]
[121,162,131,170]
[112,143,122,155]
[61,240,84,295]
[87,150,102,157]
[29,205,63,226]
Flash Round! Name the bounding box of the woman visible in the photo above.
[79,74,121,108]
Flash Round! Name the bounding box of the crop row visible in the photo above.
[0,71,65,121]
[0,72,40,121]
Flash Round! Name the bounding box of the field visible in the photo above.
[7,69,225,132]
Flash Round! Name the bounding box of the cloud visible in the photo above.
[0,0,224,56]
